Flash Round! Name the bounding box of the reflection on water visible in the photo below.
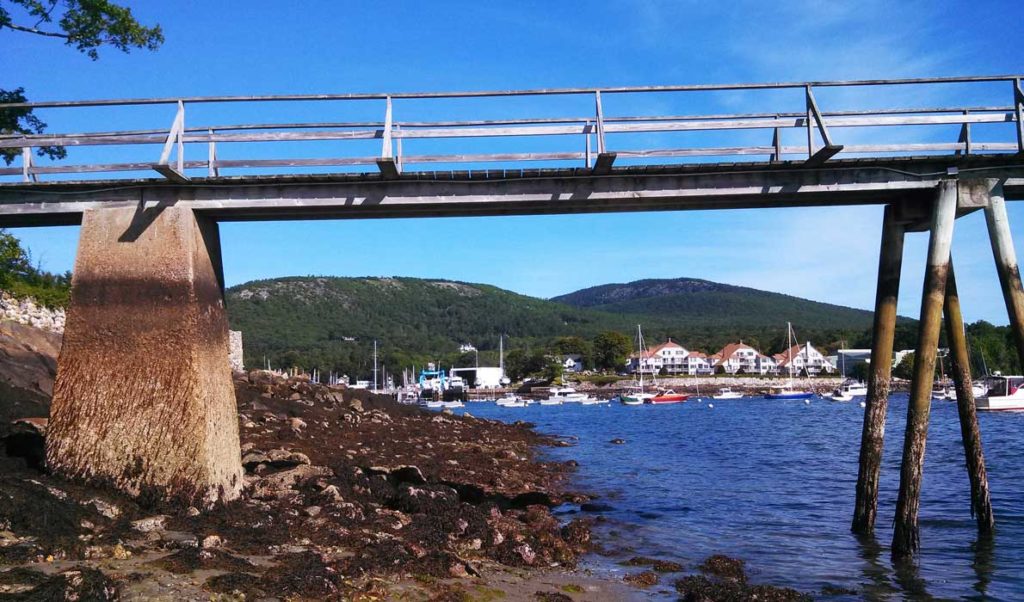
[451,395,1024,599]
[971,534,995,599]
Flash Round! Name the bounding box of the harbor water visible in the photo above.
[450,394,1024,600]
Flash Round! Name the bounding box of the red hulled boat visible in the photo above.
[650,390,689,404]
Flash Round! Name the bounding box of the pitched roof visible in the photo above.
[775,343,816,367]
[647,339,686,356]
[713,342,755,366]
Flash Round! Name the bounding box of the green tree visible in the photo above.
[1,0,163,164]
[592,330,632,372]
[543,357,564,383]
[0,229,71,307]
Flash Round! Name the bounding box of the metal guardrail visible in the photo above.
[1,75,1022,183]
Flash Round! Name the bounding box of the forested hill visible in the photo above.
[225,276,892,379]
[551,277,879,331]
[226,276,641,375]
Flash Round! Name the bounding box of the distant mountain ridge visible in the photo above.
[552,278,750,307]
[551,277,878,332]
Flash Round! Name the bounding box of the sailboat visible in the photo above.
[622,325,655,405]
[498,334,511,386]
[766,322,815,400]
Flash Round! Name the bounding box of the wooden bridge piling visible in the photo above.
[942,261,995,534]
[892,179,958,559]
[852,204,905,535]
[983,181,1024,368]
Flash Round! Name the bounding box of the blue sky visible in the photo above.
[3,0,1024,324]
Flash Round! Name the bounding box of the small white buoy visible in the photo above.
[804,399,811,405]
[860,401,867,408]
[708,403,714,409]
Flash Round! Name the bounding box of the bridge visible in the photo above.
[2,75,1024,558]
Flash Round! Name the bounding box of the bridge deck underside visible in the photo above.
[0,155,1022,229]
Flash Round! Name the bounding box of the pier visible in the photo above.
[1,75,1023,555]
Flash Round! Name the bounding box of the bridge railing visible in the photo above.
[1,75,1022,183]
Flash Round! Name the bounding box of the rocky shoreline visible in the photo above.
[1,372,613,600]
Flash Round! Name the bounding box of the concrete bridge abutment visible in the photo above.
[46,205,243,505]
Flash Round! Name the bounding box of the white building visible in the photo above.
[775,342,836,375]
[712,342,777,375]
[683,351,714,375]
[560,354,585,373]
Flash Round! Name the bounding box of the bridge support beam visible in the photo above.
[892,180,957,559]
[46,205,243,505]
[852,204,905,535]
[983,181,1024,368]
[943,261,995,534]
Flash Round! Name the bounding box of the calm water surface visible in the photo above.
[450,395,1024,600]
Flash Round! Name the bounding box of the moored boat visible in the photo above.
[829,381,867,402]
[976,376,1023,411]
[651,390,689,404]
[765,386,815,400]
[713,387,743,400]
[766,322,814,400]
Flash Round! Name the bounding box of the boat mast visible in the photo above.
[637,324,644,390]
[787,322,795,385]
[373,340,378,392]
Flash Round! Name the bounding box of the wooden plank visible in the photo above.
[152,163,190,183]
[21,148,34,183]
[593,152,616,175]
[213,157,377,168]
[1015,78,1024,153]
[806,85,836,147]
[956,112,971,156]
[401,152,584,163]
[805,145,844,167]
[376,158,400,179]
[3,74,1021,109]
[28,161,204,174]
[208,130,218,177]
[0,112,1014,150]
[158,103,185,166]
[381,96,394,159]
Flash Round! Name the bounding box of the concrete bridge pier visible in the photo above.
[46,205,243,505]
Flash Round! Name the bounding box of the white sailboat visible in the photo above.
[766,322,814,400]
[622,324,655,405]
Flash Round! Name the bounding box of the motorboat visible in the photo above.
[498,399,526,408]
[713,387,744,400]
[829,381,867,402]
[618,393,643,407]
[621,387,654,404]
[580,396,610,405]
[651,390,689,404]
[944,382,989,401]
[976,376,1024,411]
[538,398,563,406]
[495,395,524,407]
